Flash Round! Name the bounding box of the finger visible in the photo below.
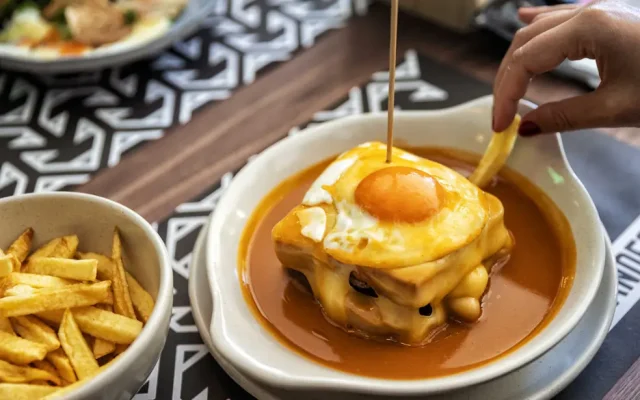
[493,10,576,95]
[492,11,576,130]
[493,20,585,132]
[518,90,616,135]
[518,5,580,24]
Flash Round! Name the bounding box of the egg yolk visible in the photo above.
[354,166,443,223]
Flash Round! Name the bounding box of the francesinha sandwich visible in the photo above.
[272,136,516,345]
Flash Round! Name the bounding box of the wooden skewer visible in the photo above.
[386,0,399,164]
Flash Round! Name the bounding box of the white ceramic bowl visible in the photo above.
[206,95,605,396]
[0,192,173,400]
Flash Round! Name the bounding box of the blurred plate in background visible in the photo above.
[0,0,216,74]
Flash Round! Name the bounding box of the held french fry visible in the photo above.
[0,359,60,385]
[0,331,47,365]
[0,281,111,317]
[125,272,154,323]
[468,115,520,188]
[58,309,99,380]
[111,230,136,319]
[76,252,114,281]
[46,349,76,384]
[38,306,142,344]
[7,228,33,265]
[25,258,97,282]
[0,383,59,399]
[12,316,60,352]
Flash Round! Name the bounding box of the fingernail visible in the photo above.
[518,121,541,136]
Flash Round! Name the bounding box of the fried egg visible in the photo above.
[277,142,489,269]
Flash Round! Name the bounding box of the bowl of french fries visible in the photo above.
[0,192,172,400]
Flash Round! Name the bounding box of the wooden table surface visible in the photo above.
[76,3,639,399]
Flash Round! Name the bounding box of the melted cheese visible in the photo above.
[296,207,326,242]
[272,144,513,345]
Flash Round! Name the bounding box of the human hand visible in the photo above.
[492,0,640,136]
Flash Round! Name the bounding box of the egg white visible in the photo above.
[296,142,489,269]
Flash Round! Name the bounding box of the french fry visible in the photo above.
[0,359,60,385]
[0,273,73,296]
[58,309,99,380]
[76,252,114,281]
[102,290,114,306]
[125,272,154,323]
[0,316,14,335]
[33,311,63,326]
[469,115,520,188]
[25,258,97,282]
[4,285,37,297]
[114,344,128,355]
[12,316,60,352]
[29,235,79,260]
[0,281,111,317]
[7,228,33,266]
[0,383,59,399]
[92,305,115,359]
[0,255,15,278]
[46,349,76,384]
[111,230,135,319]
[0,226,152,394]
[92,337,115,360]
[38,306,142,345]
[32,360,60,382]
[0,331,47,365]
[41,354,123,399]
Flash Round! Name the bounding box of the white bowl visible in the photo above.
[0,192,173,400]
[206,95,605,396]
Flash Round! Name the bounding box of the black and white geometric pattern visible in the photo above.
[0,0,369,198]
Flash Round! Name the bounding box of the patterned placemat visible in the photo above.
[0,0,368,196]
[159,50,640,399]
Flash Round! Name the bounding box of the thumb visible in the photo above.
[518,90,615,136]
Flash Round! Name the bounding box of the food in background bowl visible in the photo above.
[0,226,153,398]
[0,0,187,58]
[238,122,576,379]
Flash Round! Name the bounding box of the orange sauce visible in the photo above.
[238,147,576,380]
